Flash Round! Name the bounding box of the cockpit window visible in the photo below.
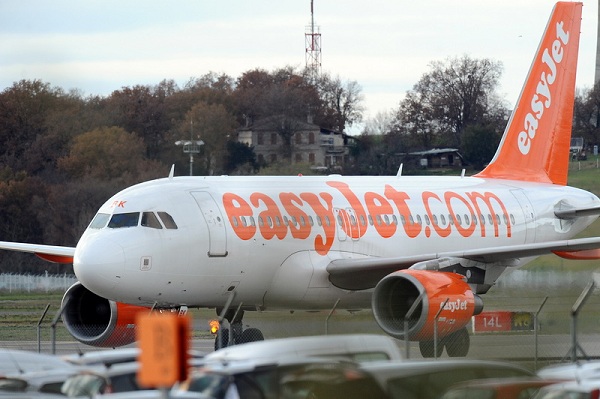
[157,212,178,229]
[89,213,110,229]
[141,212,163,229]
[108,213,140,228]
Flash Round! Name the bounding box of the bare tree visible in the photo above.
[393,55,505,149]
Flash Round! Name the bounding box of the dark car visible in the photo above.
[361,359,534,399]
[440,377,560,399]
[175,357,389,399]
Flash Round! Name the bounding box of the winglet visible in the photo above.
[475,2,582,185]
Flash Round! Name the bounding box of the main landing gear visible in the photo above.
[418,327,470,358]
[214,308,264,350]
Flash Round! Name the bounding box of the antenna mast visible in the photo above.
[305,0,322,80]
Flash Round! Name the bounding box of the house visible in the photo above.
[236,116,355,171]
[407,148,465,168]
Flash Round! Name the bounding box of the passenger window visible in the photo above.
[108,213,139,228]
[157,212,178,229]
[141,212,163,229]
[89,213,110,229]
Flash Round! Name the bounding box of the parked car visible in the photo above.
[439,377,560,399]
[174,357,390,399]
[361,359,534,399]
[531,380,600,399]
[537,360,600,381]
[61,362,141,397]
[62,348,140,367]
[0,375,65,398]
[63,347,205,367]
[0,349,77,374]
[206,333,402,363]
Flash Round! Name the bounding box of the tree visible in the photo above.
[461,124,501,169]
[105,84,171,160]
[393,55,505,150]
[233,67,322,160]
[0,80,71,175]
[362,111,393,135]
[58,126,163,182]
[224,141,257,175]
[573,84,600,147]
[173,102,238,175]
[316,73,365,133]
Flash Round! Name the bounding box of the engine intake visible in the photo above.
[62,282,148,347]
[372,270,483,341]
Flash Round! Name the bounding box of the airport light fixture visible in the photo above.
[175,139,204,176]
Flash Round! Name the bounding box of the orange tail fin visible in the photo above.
[475,2,582,185]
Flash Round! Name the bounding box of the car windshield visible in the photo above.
[181,363,387,399]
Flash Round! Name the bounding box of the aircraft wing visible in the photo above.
[0,241,75,264]
[327,236,600,290]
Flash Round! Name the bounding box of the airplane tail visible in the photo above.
[475,2,582,185]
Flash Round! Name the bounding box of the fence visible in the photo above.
[1,270,600,371]
[0,272,77,293]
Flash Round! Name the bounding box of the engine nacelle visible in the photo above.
[372,270,483,341]
[62,282,149,347]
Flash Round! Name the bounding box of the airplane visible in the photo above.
[0,1,596,357]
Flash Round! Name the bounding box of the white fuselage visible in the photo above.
[73,174,600,311]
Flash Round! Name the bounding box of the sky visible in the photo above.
[0,1,598,133]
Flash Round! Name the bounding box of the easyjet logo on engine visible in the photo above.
[441,299,468,313]
[222,181,512,255]
[518,20,570,155]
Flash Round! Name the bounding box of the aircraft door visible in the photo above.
[511,189,536,243]
[191,191,228,257]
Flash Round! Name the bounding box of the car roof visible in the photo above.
[0,349,76,374]
[361,359,533,379]
[537,360,600,381]
[196,356,354,375]
[62,348,140,366]
[206,334,401,362]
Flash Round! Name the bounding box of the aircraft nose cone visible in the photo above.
[73,236,125,296]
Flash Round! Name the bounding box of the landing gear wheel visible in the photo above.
[239,327,264,344]
[444,328,470,357]
[419,340,443,358]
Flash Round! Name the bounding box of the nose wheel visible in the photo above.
[214,309,264,350]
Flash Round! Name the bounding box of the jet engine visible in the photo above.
[61,282,148,347]
[372,269,483,341]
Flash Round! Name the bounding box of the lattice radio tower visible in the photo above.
[305,0,322,80]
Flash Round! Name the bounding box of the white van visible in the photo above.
[205,334,402,363]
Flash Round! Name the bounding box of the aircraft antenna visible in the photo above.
[305,0,321,81]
